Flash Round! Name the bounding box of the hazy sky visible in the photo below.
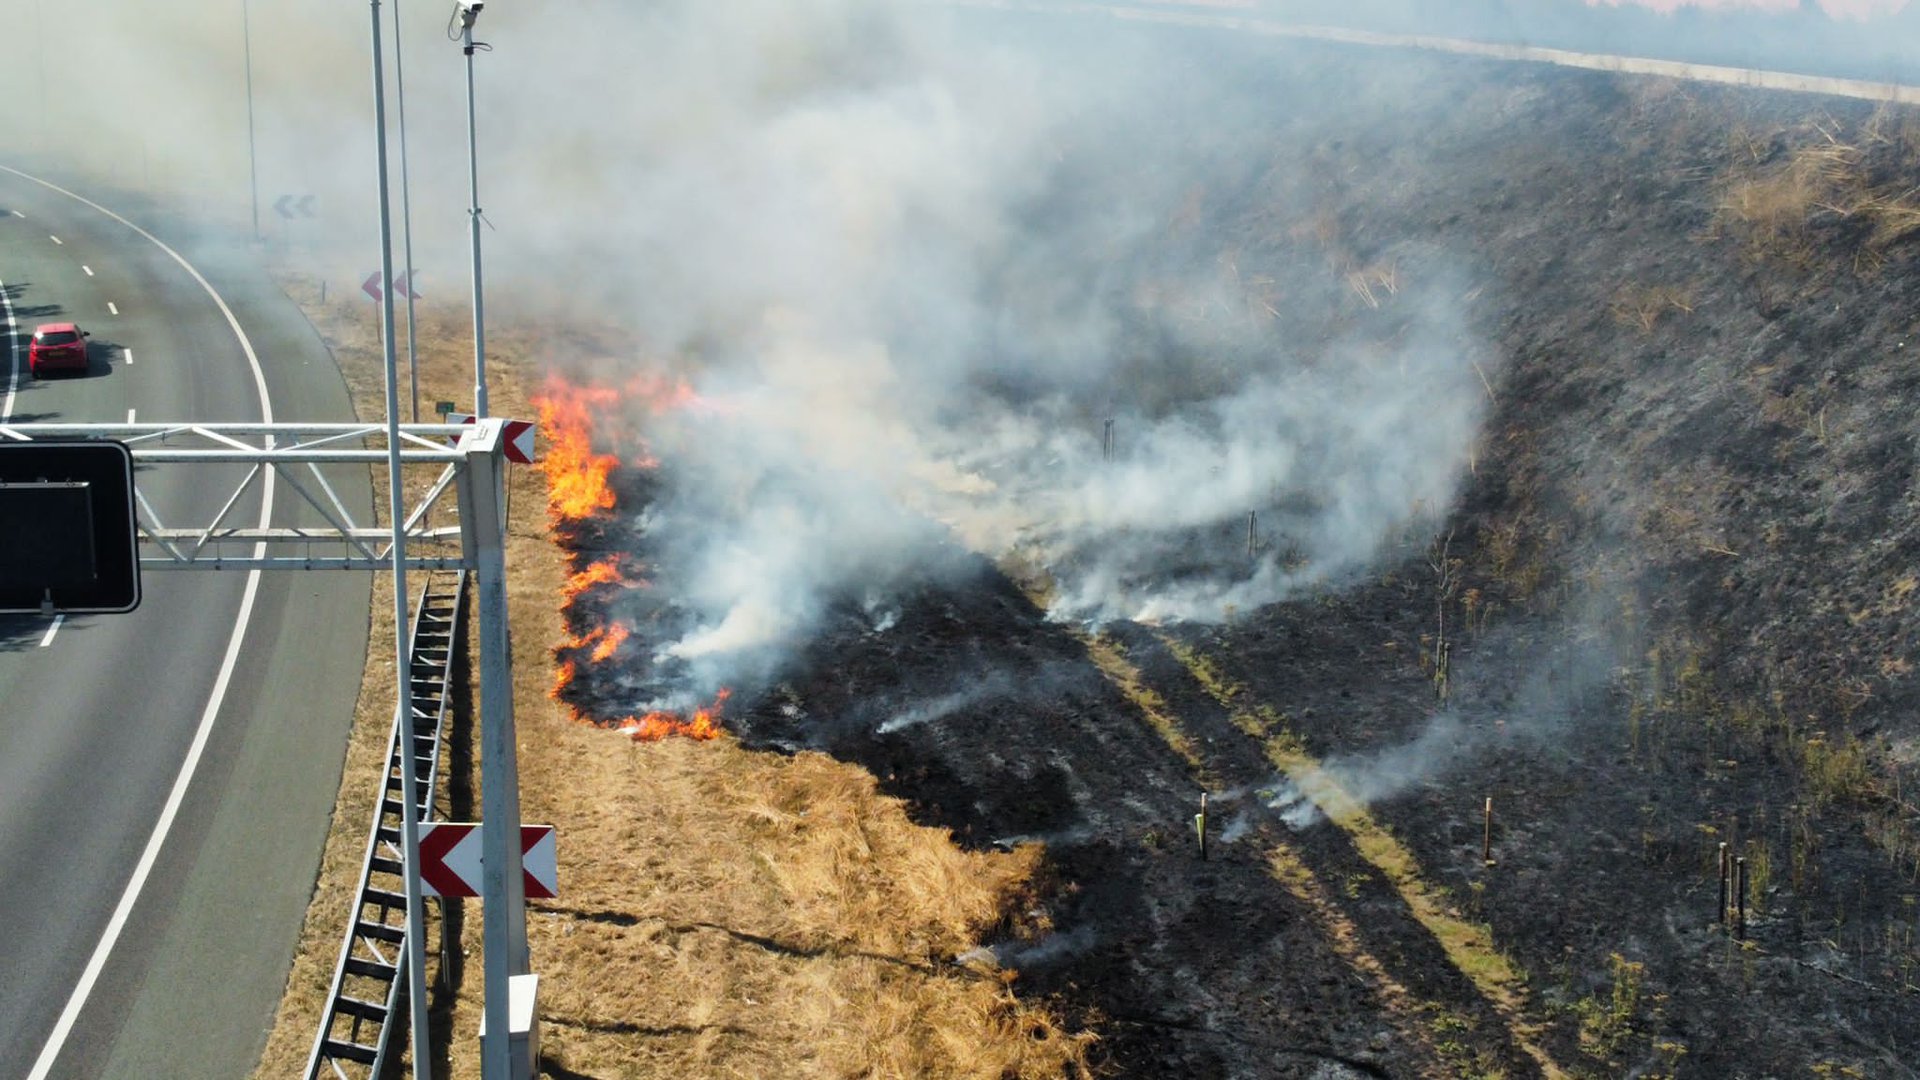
[1591,0,1909,17]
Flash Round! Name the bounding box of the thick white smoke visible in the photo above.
[549,1,1495,701]
[0,1,1538,706]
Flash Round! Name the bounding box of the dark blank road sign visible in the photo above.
[0,482,94,587]
[0,441,140,613]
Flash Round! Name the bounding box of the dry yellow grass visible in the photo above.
[1717,109,1920,261]
[251,278,1091,1079]
[1609,283,1694,334]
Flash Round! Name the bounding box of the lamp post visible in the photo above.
[242,0,260,238]
[394,0,421,421]
[365,3,433,1078]
[457,2,490,418]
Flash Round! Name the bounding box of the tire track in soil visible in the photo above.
[737,565,1428,1077]
[1031,616,1447,1078]
[1121,623,1571,1079]
[1087,618,1520,1079]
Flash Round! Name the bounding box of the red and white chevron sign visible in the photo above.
[502,419,536,464]
[418,823,557,899]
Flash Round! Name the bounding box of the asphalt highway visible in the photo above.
[0,168,372,1079]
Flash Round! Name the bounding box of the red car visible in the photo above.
[28,323,90,376]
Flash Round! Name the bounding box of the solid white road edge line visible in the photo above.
[1,273,16,420]
[38,615,64,648]
[3,163,279,1080]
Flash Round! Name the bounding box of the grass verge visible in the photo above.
[250,280,1092,1079]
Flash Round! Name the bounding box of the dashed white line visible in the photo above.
[123,348,133,366]
[10,210,22,218]
[126,408,136,423]
[107,301,118,316]
[48,235,61,245]
[6,161,279,1080]
[82,265,93,277]
[38,615,65,648]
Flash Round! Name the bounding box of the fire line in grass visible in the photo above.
[535,371,725,742]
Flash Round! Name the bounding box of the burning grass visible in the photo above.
[250,278,1090,1078]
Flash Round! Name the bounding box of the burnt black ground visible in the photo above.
[555,22,1920,1080]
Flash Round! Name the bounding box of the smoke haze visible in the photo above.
[8,0,1916,707]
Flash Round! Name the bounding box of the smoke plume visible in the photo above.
[15,0,1915,707]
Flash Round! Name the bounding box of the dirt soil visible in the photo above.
[554,25,1920,1080]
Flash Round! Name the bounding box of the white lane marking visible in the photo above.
[10,210,22,218]
[123,347,133,366]
[126,408,136,423]
[4,164,279,1080]
[48,235,61,245]
[107,301,119,316]
[38,615,65,648]
[82,265,93,277]
[1,273,16,420]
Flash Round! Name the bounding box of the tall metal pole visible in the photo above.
[459,422,531,1080]
[368,3,433,1077]
[33,0,48,156]
[243,0,260,239]
[393,0,421,421]
[461,11,490,417]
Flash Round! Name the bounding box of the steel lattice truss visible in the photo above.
[0,422,491,570]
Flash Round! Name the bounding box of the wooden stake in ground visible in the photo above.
[1717,842,1729,926]
[1735,856,1749,941]
[1195,792,1209,862]
[1482,796,1494,865]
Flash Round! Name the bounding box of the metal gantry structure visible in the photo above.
[0,419,534,1078]
[0,421,468,570]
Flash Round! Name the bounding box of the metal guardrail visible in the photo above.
[305,570,469,1079]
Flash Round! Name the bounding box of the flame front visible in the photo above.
[534,375,621,523]
[538,370,729,743]
[618,689,730,742]
[588,622,630,663]
[562,555,641,604]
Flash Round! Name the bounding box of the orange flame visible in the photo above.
[533,375,621,522]
[617,689,730,742]
[561,555,642,603]
[588,622,630,663]
[538,370,728,742]
[551,657,578,699]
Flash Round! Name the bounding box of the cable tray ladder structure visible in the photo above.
[307,570,468,1079]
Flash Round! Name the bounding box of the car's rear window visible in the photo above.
[38,331,80,346]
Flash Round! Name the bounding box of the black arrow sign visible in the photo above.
[275,194,318,220]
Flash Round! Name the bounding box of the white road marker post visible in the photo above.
[458,419,532,1079]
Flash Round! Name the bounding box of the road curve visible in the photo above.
[0,169,372,1080]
